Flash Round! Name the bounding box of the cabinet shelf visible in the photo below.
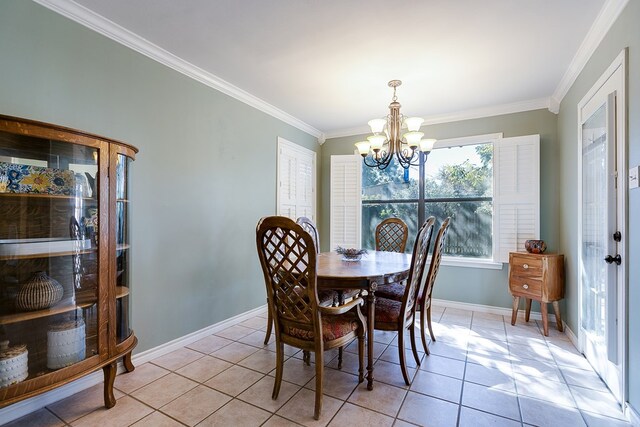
[0,244,130,261]
[0,193,96,201]
[0,286,129,325]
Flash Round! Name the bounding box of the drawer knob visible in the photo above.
[522,284,529,290]
[523,264,529,269]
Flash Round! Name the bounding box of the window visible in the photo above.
[362,141,493,259]
[330,133,541,267]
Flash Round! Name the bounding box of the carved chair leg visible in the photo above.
[303,350,311,366]
[103,361,118,409]
[264,301,273,345]
[409,323,421,365]
[358,333,365,383]
[313,350,324,420]
[123,350,135,373]
[273,341,284,399]
[398,330,411,386]
[420,308,430,355]
[427,305,436,343]
[338,347,343,369]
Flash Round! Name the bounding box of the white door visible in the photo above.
[578,51,626,403]
[276,137,316,221]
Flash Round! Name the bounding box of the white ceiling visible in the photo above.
[68,0,606,137]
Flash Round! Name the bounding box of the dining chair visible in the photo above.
[373,218,435,385]
[263,217,336,346]
[376,216,435,302]
[373,218,450,355]
[375,217,409,253]
[256,216,366,420]
[417,217,450,354]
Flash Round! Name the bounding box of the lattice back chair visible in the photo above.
[375,217,409,253]
[256,216,365,420]
[264,216,336,346]
[417,217,450,355]
[373,218,435,385]
[376,216,435,302]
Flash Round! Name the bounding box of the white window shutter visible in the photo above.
[277,138,316,222]
[494,135,540,263]
[330,155,362,249]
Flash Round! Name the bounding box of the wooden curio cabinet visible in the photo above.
[0,115,137,408]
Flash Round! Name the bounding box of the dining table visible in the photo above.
[316,250,412,390]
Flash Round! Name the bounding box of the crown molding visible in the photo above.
[324,97,551,140]
[32,0,324,142]
[551,0,629,110]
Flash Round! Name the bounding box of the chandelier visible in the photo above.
[355,80,436,170]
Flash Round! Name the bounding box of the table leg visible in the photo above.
[541,302,549,336]
[366,284,376,390]
[511,296,520,326]
[525,298,532,322]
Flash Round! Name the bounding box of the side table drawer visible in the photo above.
[510,277,542,299]
[510,255,543,277]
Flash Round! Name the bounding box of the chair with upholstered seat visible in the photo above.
[256,216,366,420]
[373,218,435,385]
[374,217,450,355]
[263,217,336,346]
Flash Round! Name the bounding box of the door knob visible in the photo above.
[604,254,622,265]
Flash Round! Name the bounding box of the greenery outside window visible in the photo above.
[362,140,493,260]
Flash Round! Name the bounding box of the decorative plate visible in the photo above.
[0,162,75,195]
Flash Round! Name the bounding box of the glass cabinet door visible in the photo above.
[0,131,101,387]
[115,153,132,344]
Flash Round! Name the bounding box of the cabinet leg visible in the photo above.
[103,361,118,408]
[123,350,135,373]
[540,302,549,336]
[525,298,532,322]
[511,296,520,326]
[552,301,564,332]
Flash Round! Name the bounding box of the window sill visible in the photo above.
[439,256,504,270]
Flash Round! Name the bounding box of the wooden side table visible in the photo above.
[508,252,565,336]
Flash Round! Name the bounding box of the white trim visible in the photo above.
[564,321,580,350]
[325,98,550,140]
[0,304,266,424]
[626,403,640,426]
[440,256,503,270]
[551,0,630,110]
[432,298,557,324]
[32,0,324,142]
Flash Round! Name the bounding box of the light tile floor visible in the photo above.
[4,306,632,427]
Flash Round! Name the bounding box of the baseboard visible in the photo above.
[563,321,580,349]
[432,298,558,323]
[0,304,267,424]
[626,402,640,426]
[133,304,266,365]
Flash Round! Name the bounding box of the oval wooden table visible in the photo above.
[317,251,412,390]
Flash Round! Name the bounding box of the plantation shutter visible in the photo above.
[330,155,362,249]
[494,135,540,263]
[277,138,316,221]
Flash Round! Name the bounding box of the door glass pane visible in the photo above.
[115,154,132,344]
[581,103,608,340]
[0,131,99,386]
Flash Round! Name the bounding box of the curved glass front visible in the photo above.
[0,131,100,385]
[115,154,132,344]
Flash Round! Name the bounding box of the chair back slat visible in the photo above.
[375,218,409,253]
[400,217,436,320]
[257,216,320,336]
[422,217,451,304]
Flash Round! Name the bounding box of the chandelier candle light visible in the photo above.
[355,80,436,170]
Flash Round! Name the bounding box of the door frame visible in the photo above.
[276,137,317,221]
[576,48,627,403]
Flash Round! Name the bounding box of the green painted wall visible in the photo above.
[556,0,640,410]
[0,1,319,353]
[320,109,558,309]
